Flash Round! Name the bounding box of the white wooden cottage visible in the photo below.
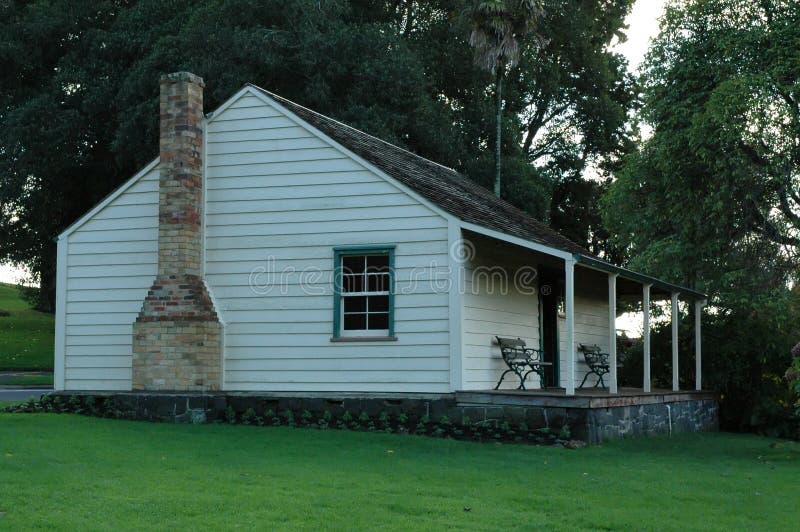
[54,72,706,396]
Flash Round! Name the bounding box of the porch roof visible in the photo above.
[574,254,707,301]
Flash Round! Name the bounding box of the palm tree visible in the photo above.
[467,0,544,197]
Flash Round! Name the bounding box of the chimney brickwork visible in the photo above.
[132,72,222,391]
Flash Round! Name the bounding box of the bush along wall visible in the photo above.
[3,393,584,448]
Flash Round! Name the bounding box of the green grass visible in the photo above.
[1,375,53,386]
[0,415,797,530]
[0,283,54,370]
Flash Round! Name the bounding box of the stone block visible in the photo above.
[524,407,547,429]
[543,407,567,428]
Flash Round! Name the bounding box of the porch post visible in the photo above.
[643,283,652,393]
[695,299,704,391]
[608,273,618,394]
[671,291,680,391]
[565,257,576,396]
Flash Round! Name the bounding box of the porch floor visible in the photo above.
[456,387,716,409]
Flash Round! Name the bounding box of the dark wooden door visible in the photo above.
[539,270,561,387]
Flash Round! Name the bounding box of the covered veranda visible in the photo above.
[566,255,707,397]
[457,225,707,398]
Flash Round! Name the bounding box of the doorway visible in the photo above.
[539,268,562,388]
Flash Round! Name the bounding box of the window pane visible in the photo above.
[337,250,393,335]
[367,254,389,272]
[343,296,367,313]
[344,313,367,330]
[342,274,364,293]
[368,295,389,312]
[342,255,365,274]
[368,312,389,330]
[367,273,390,292]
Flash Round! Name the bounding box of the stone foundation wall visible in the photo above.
[51,391,719,444]
[586,399,719,444]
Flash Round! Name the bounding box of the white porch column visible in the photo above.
[608,273,619,394]
[643,283,652,393]
[565,257,576,396]
[671,292,680,391]
[695,299,704,391]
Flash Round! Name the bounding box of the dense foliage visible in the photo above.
[604,0,800,435]
[0,0,635,310]
[788,343,800,416]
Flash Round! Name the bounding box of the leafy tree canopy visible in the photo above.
[0,0,635,309]
[602,0,800,434]
[603,0,799,297]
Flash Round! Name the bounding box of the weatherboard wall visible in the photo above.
[558,272,612,388]
[460,239,541,390]
[204,91,452,393]
[62,165,159,390]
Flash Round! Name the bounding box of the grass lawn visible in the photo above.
[1,375,53,386]
[1,415,797,530]
[0,283,54,370]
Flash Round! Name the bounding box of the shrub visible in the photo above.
[1,396,590,447]
[785,344,800,418]
[241,408,256,425]
[619,293,800,438]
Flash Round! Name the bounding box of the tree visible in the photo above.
[0,0,437,310]
[0,0,635,308]
[604,0,799,292]
[466,0,544,197]
[458,0,636,250]
[602,0,800,433]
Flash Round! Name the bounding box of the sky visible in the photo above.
[610,0,669,335]
[0,263,29,285]
[613,0,667,71]
[0,0,668,292]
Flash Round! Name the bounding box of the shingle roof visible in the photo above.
[250,85,589,256]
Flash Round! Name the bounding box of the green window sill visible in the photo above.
[330,336,398,343]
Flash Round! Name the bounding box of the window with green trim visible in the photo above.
[333,246,395,338]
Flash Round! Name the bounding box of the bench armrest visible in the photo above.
[522,347,543,362]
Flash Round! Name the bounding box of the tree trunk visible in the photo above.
[494,68,503,197]
[36,241,57,313]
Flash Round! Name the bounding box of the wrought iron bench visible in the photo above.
[494,336,552,390]
[577,343,619,388]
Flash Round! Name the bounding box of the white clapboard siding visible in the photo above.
[460,243,541,391]
[206,240,445,262]
[206,158,361,179]
[559,275,611,388]
[208,126,312,144]
[206,91,451,393]
[62,165,159,390]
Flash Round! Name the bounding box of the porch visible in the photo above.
[457,229,708,397]
[456,387,716,409]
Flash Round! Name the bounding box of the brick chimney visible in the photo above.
[132,72,222,391]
